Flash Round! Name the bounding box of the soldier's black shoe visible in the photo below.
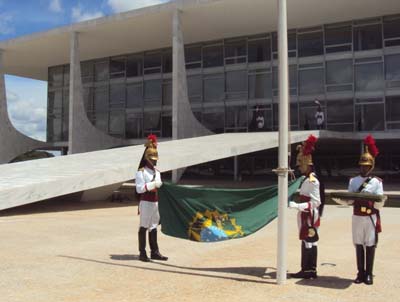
[290,270,316,279]
[364,274,373,285]
[151,251,168,261]
[139,252,150,262]
[354,271,365,284]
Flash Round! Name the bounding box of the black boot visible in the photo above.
[354,245,365,284]
[138,227,150,262]
[290,242,313,279]
[365,246,376,285]
[309,246,318,279]
[149,229,168,261]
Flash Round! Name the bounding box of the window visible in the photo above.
[163,50,172,73]
[161,112,172,137]
[383,16,400,47]
[204,74,224,102]
[225,106,247,131]
[226,70,247,99]
[110,57,126,79]
[324,24,352,53]
[202,107,224,133]
[94,112,109,132]
[354,24,382,51]
[126,112,143,139]
[248,38,271,62]
[299,65,325,95]
[326,59,353,92]
[203,44,223,68]
[126,55,143,77]
[224,39,247,64]
[299,101,321,130]
[127,83,143,108]
[83,87,94,112]
[94,60,109,82]
[94,86,109,112]
[81,61,94,83]
[385,54,400,88]
[109,83,125,108]
[187,75,202,103]
[185,45,202,69]
[48,66,64,88]
[326,99,354,131]
[162,80,172,106]
[143,111,161,134]
[144,79,162,104]
[355,101,384,131]
[249,72,272,99]
[144,52,162,74]
[298,30,323,57]
[109,110,125,136]
[386,96,400,129]
[272,32,296,57]
[355,62,384,91]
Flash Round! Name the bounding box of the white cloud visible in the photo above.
[71,5,104,22]
[107,0,166,13]
[49,0,62,13]
[0,13,14,35]
[6,77,47,141]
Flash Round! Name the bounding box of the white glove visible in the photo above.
[146,181,157,191]
[155,180,163,188]
[288,201,299,209]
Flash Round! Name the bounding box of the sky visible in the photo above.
[1,0,170,141]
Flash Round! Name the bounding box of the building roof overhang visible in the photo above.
[0,0,399,81]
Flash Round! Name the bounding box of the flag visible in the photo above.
[158,177,302,242]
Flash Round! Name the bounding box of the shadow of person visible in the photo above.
[295,275,353,289]
[110,254,139,261]
[58,255,274,285]
[153,261,274,279]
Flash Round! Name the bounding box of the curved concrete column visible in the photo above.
[172,8,212,181]
[0,50,47,164]
[68,32,123,154]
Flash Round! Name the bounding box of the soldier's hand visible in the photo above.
[288,201,298,209]
[155,180,163,188]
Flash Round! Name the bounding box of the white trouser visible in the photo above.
[139,200,160,230]
[352,214,377,247]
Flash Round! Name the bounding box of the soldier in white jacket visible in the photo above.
[136,135,167,262]
[338,135,386,285]
[289,135,323,279]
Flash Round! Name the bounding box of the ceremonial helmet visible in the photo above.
[144,134,159,161]
[359,135,379,170]
[296,135,317,171]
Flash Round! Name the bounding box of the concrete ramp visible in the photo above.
[0,131,319,210]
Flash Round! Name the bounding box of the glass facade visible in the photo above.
[47,14,400,142]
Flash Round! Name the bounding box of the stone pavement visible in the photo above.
[1,201,399,302]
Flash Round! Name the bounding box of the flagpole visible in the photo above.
[276,0,290,285]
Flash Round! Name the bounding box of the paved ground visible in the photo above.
[1,200,399,302]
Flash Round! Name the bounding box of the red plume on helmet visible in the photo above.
[302,135,318,156]
[145,134,158,148]
[364,134,379,158]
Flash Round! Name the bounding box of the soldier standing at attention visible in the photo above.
[345,135,385,285]
[289,135,323,279]
[136,135,168,262]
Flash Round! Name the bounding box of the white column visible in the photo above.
[276,0,290,285]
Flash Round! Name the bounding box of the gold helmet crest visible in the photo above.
[359,135,379,169]
[144,134,159,161]
[296,135,317,171]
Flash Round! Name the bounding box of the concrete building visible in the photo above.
[0,0,400,175]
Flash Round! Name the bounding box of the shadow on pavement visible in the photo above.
[59,255,276,285]
[295,275,353,289]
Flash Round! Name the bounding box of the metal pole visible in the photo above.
[276,0,290,285]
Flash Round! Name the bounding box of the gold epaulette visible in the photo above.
[309,173,317,183]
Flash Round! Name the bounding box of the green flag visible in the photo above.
[158,177,302,242]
